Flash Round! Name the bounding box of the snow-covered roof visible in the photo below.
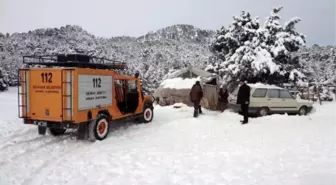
[164,66,216,80]
[160,77,201,89]
[247,83,283,89]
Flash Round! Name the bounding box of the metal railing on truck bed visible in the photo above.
[22,54,127,70]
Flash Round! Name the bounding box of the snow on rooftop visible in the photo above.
[160,77,200,89]
[247,82,282,89]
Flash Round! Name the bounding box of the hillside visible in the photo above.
[0,24,215,92]
[0,24,335,92]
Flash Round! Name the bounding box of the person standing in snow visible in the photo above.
[189,81,203,117]
[217,87,229,112]
[237,78,250,124]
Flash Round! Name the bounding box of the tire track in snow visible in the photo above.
[20,131,128,185]
[0,135,75,185]
[0,135,46,151]
[21,141,86,185]
[0,135,72,166]
[0,128,35,149]
[21,157,58,185]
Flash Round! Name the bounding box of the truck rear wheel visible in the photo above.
[49,128,66,136]
[89,114,110,141]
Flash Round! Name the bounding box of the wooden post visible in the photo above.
[317,85,322,105]
[308,83,311,102]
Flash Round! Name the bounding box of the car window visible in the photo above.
[280,90,293,99]
[267,89,280,98]
[128,80,137,92]
[252,88,267,97]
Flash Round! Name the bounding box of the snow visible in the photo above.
[160,77,200,89]
[0,88,336,185]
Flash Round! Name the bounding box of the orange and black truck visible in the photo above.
[18,54,154,141]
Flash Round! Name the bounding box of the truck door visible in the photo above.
[126,80,139,113]
[21,69,64,121]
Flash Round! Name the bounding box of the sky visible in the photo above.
[0,0,335,45]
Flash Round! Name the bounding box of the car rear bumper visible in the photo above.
[228,103,240,112]
[307,106,313,113]
[228,103,259,114]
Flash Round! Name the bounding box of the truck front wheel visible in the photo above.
[141,106,154,123]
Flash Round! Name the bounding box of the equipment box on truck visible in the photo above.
[18,54,154,141]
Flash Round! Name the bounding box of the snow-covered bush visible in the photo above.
[209,6,306,85]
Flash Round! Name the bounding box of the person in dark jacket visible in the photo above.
[189,81,203,117]
[236,78,250,124]
[217,87,229,112]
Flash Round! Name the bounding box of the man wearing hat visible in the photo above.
[237,77,250,124]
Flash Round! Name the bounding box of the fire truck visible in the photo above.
[18,54,154,141]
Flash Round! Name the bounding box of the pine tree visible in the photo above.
[209,6,306,85]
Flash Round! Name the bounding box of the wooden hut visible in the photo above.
[153,66,221,110]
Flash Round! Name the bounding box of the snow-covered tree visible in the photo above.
[299,45,336,85]
[0,24,214,93]
[209,7,306,85]
[0,67,9,92]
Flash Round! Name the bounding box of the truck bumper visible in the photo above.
[24,119,78,129]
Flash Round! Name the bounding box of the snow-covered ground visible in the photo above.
[0,88,335,185]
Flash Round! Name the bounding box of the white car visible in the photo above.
[228,83,314,117]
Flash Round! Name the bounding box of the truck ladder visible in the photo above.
[18,69,29,118]
[61,69,74,122]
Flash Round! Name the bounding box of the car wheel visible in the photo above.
[258,107,269,117]
[299,106,307,116]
